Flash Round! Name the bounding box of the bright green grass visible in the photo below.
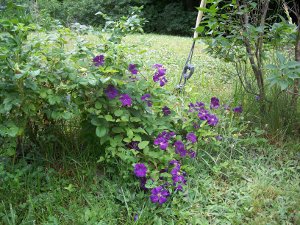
[123,34,235,102]
[1,34,299,225]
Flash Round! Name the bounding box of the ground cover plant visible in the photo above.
[0,1,300,225]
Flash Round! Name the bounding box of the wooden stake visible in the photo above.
[194,0,207,39]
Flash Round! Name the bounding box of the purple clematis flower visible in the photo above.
[154,137,169,150]
[175,184,183,191]
[171,167,186,184]
[119,94,132,107]
[93,54,105,66]
[128,64,138,75]
[174,140,187,157]
[153,64,168,87]
[188,150,196,158]
[134,163,147,177]
[207,114,219,126]
[210,97,220,109]
[169,159,180,167]
[141,94,152,107]
[233,106,243,113]
[162,106,171,116]
[198,109,209,120]
[105,85,119,99]
[141,93,150,101]
[150,186,170,204]
[215,135,223,141]
[186,132,197,143]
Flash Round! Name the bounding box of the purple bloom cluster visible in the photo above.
[141,93,152,107]
[186,132,197,144]
[210,97,220,109]
[188,150,196,158]
[189,102,205,112]
[233,105,243,113]
[171,166,186,184]
[134,163,147,177]
[170,161,186,191]
[105,85,119,99]
[171,138,197,158]
[153,64,167,87]
[174,140,187,157]
[150,186,170,204]
[162,106,171,116]
[119,94,132,107]
[207,114,219,126]
[128,64,138,75]
[197,109,219,126]
[189,99,220,126]
[104,85,134,108]
[93,54,105,67]
[154,131,175,150]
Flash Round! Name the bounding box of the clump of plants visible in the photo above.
[0,2,247,206]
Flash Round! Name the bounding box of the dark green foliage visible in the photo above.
[37,0,198,36]
[143,2,197,36]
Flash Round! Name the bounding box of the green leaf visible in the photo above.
[95,101,102,109]
[114,109,123,117]
[133,135,142,142]
[7,126,20,137]
[126,129,134,138]
[96,126,107,138]
[138,141,149,149]
[112,127,124,133]
[105,114,114,121]
[278,80,289,90]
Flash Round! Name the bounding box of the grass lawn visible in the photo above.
[0,33,299,225]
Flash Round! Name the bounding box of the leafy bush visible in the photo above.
[36,0,197,36]
[143,2,197,36]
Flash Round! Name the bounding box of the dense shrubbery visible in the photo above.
[36,0,198,36]
[0,2,247,205]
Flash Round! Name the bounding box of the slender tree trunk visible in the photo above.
[291,19,300,108]
[238,0,269,113]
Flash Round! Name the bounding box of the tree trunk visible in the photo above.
[291,19,300,109]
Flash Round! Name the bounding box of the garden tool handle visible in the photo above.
[194,0,207,39]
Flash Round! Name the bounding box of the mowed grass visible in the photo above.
[123,34,234,102]
[0,33,299,225]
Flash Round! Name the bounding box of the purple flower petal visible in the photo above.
[186,132,197,143]
[119,94,132,107]
[93,54,105,66]
[134,163,147,177]
[105,85,119,99]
